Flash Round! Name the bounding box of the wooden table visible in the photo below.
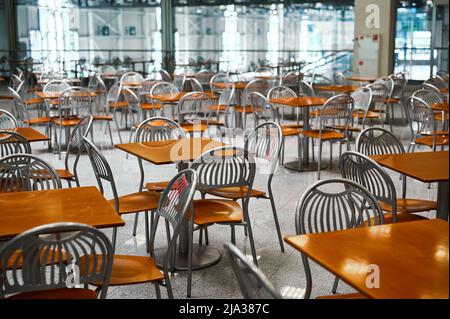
[12,127,49,142]
[371,151,449,220]
[285,219,448,299]
[270,97,327,172]
[431,102,449,112]
[36,91,97,99]
[314,85,359,94]
[346,77,377,83]
[116,137,225,270]
[0,186,124,240]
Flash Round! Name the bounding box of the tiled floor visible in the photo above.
[0,89,441,299]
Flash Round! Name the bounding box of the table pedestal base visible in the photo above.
[155,244,221,271]
[284,161,328,172]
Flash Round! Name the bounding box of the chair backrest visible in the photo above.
[120,72,144,85]
[10,74,22,91]
[0,222,113,299]
[0,154,62,192]
[389,73,406,99]
[295,177,384,235]
[194,69,214,86]
[424,75,448,89]
[243,79,275,107]
[140,78,161,96]
[190,77,204,92]
[267,86,297,100]
[210,73,233,96]
[333,72,348,85]
[436,71,449,82]
[106,82,122,107]
[298,80,315,97]
[64,115,93,176]
[177,91,212,124]
[249,92,276,126]
[312,74,332,85]
[149,169,197,291]
[367,82,388,111]
[57,87,93,117]
[159,69,172,82]
[0,109,18,130]
[98,65,116,75]
[217,84,235,107]
[421,83,446,101]
[191,146,256,194]
[280,72,301,89]
[150,81,179,99]
[412,89,444,104]
[314,94,354,132]
[223,242,282,299]
[135,117,186,142]
[340,151,397,221]
[356,127,405,156]
[245,121,282,177]
[122,88,142,115]
[0,131,31,157]
[374,77,394,99]
[82,136,120,212]
[6,87,29,125]
[172,74,186,91]
[351,86,373,122]
[406,96,437,143]
[43,80,70,93]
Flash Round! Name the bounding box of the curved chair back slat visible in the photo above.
[0,131,31,157]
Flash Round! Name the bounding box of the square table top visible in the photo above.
[313,85,360,93]
[270,96,326,108]
[115,137,225,165]
[370,151,449,183]
[285,219,449,299]
[212,82,248,90]
[0,186,125,239]
[346,77,377,83]
[11,127,49,142]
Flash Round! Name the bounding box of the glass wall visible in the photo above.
[395,1,449,81]
[174,3,354,76]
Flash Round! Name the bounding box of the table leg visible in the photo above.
[284,106,328,172]
[155,161,221,270]
[436,181,449,220]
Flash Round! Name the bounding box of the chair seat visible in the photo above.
[205,186,266,199]
[325,124,361,132]
[145,181,170,192]
[385,97,400,104]
[52,117,81,127]
[380,198,437,213]
[24,116,52,125]
[0,95,13,100]
[7,288,97,299]
[109,101,128,108]
[190,199,243,225]
[97,255,164,286]
[25,97,44,105]
[55,168,74,180]
[415,135,449,147]
[352,110,381,119]
[281,126,302,136]
[420,130,449,136]
[181,123,208,133]
[302,129,345,140]
[141,102,162,110]
[316,293,367,299]
[109,191,160,215]
[93,115,113,121]
[435,113,449,121]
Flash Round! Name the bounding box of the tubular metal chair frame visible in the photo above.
[0,130,32,157]
[0,109,19,130]
[295,177,384,298]
[0,222,113,299]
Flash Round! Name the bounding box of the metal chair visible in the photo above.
[268,85,303,128]
[0,130,31,157]
[120,71,144,87]
[54,115,93,188]
[0,109,18,130]
[351,86,380,129]
[422,83,446,102]
[159,69,172,82]
[367,82,391,130]
[412,89,448,131]
[240,78,276,128]
[301,94,353,179]
[149,81,180,119]
[424,75,448,90]
[139,77,163,117]
[0,154,62,192]
[209,84,236,133]
[189,77,204,92]
[172,74,186,91]
[388,73,407,123]
[295,178,384,298]
[333,72,348,86]
[340,151,431,224]
[90,169,198,299]
[224,242,282,299]
[280,71,302,95]
[210,72,234,98]
[0,222,113,299]
[190,146,258,296]
[82,136,160,253]
[406,96,449,152]
[176,91,214,136]
[299,80,315,97]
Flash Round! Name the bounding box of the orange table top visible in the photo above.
[115,137,224,165]
[431,102,449,112]
[314,85,359,93]
[11,127,49,142]
[147,92,187,103]
[213,82,248,90]
[36,91,98,99]
[346,77,377,82]
[122,81,141,87]
[285,219,449,299]
[270,96,326,108]
[440,88,449,94]
[370,151,449,183]
[0,186,125,239]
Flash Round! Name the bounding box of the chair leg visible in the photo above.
[230,225,236,245]
[112,227,117,253]
[132,213,139,236]
[329,141,333,170]
[268,194,284,252]
[245,214,258,266]
[113,112,123,144]
[317,140,323,180]
[154,283,162,299]
[332,276,340,294]
[204,227,209,245]
[187,219,194,298]
[145,211,150,253]
[107,121,114,147]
